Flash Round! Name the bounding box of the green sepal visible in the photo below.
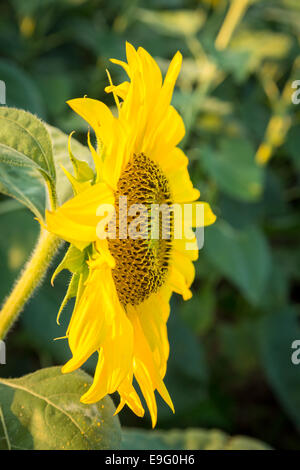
[56,272,80,325]
[51,244,86,286]
[53,245,90,325]
[68,131,95,183]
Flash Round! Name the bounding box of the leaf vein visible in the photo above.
[0,380,92,449]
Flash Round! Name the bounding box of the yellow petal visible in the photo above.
[137,46,162,91]
[62,266,114,373]
[137,292,170,376]
[133,358,158,428]
[46,182,114,245]
[173,236,199,261]
[168,265,193,300]
[63,261,128,374]
[115,375,145,418]
[158,147,188,174]
[67,97,115,143]
[110,57,130,77]
[145,106,185,161]
[156,284,172,322]
[149,51,182,133]
[172,250,195,287]
[179,201,217,227]
[105,81,130,101]
[127,305,174,427]
[168,166,200,203]
[102,118,131,189]
[80,301,134,403]
[162,51,182,104]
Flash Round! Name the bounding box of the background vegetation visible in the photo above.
[0,0,299,450]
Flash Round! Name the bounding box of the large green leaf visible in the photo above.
[0,109,93,218]
[156,311,208,425]
[0,367,121,450]
[177,284,216,335]
[259,309,300,431]
[201,138,263,202]
[0,165,46,219]
[204,220,271,305]
[218,320,260,377]
[0,107,55,218]
[284,125,300,173]
[122,427,271,450]
[0,107,55,180]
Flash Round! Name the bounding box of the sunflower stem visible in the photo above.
[0,229,61,340]
[215,0,249,50]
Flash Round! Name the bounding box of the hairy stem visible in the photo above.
[0,229,61,340]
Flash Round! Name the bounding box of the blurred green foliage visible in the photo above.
[0,0,299,450]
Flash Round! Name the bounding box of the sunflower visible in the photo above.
[46,42,216,427]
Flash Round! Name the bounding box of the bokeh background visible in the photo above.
[0,0,300,450]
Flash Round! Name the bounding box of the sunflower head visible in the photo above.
[46,42,216,427]
[108,152,173,307]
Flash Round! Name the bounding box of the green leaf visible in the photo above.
[178,284,216,335]
[0,59,46,117]
[0,111,94,217]
[122,427,271,450]
[259,309,300,431]
[0,164,46,219]
[69,18,124,59]
[0,367,121,450]
[284,125,300,173]
[219,194,263,230]
[225,436,272,450]
[218,321,260,376]
[201,138,263,202]
[157,312,208,424]
[0,107,55,180]
[0,107,55,217]
[213,49,252,83]
[204,220,271,304]
[0,198,23,216]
